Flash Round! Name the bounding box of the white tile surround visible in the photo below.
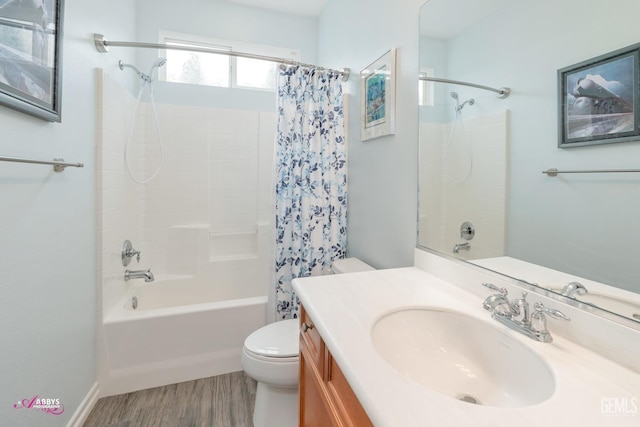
[419,110,508,260]
[95,69,274,318]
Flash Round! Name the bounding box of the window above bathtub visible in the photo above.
[158,30,301,91]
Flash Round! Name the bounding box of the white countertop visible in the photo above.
[292,267,640,427]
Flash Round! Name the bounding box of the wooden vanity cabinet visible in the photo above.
[299,305,373,427]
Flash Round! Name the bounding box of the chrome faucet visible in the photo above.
[482,283,570,343]
[124,269,155,282]
[560,281,588,298]
[453,242,471,253]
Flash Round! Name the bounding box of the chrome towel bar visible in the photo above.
[0,155,84,172]
[542,168,640,176]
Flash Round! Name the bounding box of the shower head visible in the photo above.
[148,58,167,74]
[147,58,167,83]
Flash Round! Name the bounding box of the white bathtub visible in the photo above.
[100,275,267,396]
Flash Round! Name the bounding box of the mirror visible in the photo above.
[418,0,640,325]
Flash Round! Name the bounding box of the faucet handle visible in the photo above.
[122,240,141,266]
[482,282,508,296]
[534,302,570,321]
[128,249,141,263]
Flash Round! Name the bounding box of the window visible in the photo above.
[159,31,300,91]
[419,67,435,107]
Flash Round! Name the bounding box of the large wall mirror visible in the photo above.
[418,0,640,326]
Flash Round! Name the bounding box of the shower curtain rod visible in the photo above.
[93,33,350,81]
[419,76,510,98]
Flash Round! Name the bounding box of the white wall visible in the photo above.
[0,1,136,425]
[318,0,425,269]
[445,0,640,291]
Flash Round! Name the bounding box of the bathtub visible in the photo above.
[99,275,267,396]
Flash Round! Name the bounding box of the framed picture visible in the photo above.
[558,42,640,148]
[360,48,396,141]
[0,0,65,122]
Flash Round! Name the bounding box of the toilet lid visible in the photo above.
[244,318,299,358]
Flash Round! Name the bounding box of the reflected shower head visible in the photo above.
[451,91,475,112]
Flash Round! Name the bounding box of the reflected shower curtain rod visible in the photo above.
[419,76,510,98]
[93,33,350,81]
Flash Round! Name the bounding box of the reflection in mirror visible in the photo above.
[418,0,640,325]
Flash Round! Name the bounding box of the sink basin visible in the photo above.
[371,308,555,407]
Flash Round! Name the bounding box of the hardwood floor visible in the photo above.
[84,371,257,427]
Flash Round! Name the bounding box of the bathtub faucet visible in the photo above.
[124,269,155,282]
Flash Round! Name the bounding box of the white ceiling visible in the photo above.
[224,0,328,17]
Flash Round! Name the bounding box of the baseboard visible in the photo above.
[67,382,100,427]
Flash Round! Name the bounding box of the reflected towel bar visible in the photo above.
[0,156,84,172]
[542,168,640,177]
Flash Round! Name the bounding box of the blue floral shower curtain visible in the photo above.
[274,65,347,319]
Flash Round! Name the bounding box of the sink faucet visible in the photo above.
[124,269,155,282]
[560,281,588,298]
[481,283,570,343]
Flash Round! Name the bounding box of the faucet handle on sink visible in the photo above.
[533,302,570,321]
[530,302,570,343]
[482,282,508,296]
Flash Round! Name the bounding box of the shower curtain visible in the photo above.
[274,65,347,319]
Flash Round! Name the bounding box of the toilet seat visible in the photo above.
[243,318,299,359]
[243,348,299,363]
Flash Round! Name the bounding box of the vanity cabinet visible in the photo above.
[299,305,373,427]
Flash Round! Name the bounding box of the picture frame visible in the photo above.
[360,48,396,141]
[0,0,65,122]
[558,42,640,148]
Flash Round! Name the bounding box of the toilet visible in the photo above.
[241,257,375,427]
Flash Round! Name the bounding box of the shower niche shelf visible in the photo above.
[209,228,258,262]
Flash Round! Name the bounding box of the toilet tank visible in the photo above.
[331,257,375,274]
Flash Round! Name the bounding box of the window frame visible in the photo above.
[158,30,301,92]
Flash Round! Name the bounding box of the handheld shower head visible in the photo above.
[147,58,167,83]
[149,58,167,74]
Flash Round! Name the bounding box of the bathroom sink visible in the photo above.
[371,308,555,408]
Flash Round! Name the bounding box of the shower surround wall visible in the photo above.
[96,70,273,394]
[419,110,509,259]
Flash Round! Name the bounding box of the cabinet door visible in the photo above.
[300,306,325,375]
[300,349,337,427]
[326,354,373,427]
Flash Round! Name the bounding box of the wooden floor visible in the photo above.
[83,371,257,427]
